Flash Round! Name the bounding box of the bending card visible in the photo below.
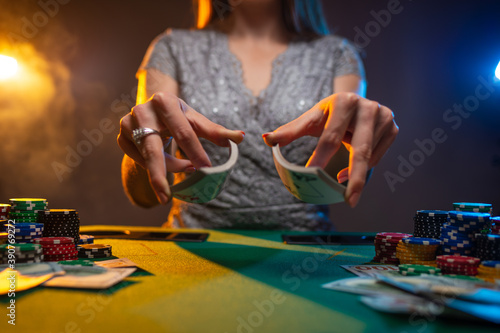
[170,140,238,203]
[272,144,346,204]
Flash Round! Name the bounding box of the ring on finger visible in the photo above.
[132,127,161,145]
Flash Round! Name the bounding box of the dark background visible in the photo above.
[0,0,499,232]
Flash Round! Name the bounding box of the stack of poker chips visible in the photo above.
[0,243,44,264]
[477,260,500,283]
[373,232,411,264]
[490,217,500,235]
[78,234,94,245]
[40,209,80,245]
[0,204,10,221]
[474,233,500,261]
[398,264,441,276]
[413,210,448,239]
[440,211,490,256]
[12,222,44,244]
[436,255,480,276]
[77,244,112,259]
[34,237,78,262]
[8,198,48,223]
[452,202,492,214]
[396,237,441,266]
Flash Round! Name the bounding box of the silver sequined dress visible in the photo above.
[138,28,365,230]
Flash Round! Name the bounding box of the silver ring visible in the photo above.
[132,127,161,145]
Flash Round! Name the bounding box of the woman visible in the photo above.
[117,0,398,230]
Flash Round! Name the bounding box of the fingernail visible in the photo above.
[337,174,349,184]
[348,192,361,208]
[158,192,169,205]
[184,166,196,174]
[240,131,245,138]
[262,132,271,138]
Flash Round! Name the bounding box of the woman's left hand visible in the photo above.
[262,92,399,208]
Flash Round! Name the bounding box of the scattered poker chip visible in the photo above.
[78,234,94,244]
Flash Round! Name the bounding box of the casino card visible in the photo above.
[43,266,136,289]
[272,144,345,204]
[94,257,138,268]
[170,140,238,203]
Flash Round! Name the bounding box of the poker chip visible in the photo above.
[0,243,44,264]
[372,233,411,264]
[77,243,112,259]
[474,233,500,261]
[58,259,94,266]
[78,234,94,245]
[401,237,441,246]
[399,264,441,275]
[436,255,480,276]
[40,209,80,244]
[453,202,492,213]
[448,211,490,222]
[34,237,74,245]
[396,238,439,265]
[413,211,448,239]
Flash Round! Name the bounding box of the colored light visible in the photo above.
[496,60,500,80]
[0,55,18,80]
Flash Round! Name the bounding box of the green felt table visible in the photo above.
[2,226,498,333]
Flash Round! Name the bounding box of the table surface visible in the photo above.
[2,226,499,333]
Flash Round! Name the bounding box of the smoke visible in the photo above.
[0,1,77,199]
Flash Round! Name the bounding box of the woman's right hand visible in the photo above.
[117,92,245,205]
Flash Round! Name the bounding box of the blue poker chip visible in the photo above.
[402,237,441,245]
[481,261,500,268]
[14,231,43,237]
[448,211,490,222]
[442,238,472,245]
[9,222,44,229]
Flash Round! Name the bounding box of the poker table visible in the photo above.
[4,226,499,333]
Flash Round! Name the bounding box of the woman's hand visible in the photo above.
[262,92,399,208]
[117,92,245,204]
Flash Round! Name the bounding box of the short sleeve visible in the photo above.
[136,29,178,80]
[332,39,365,80]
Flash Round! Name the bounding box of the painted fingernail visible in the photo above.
[262,133,271,138]
[348,192,361,208]
[240,131,245,138]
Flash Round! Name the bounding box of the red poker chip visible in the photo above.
[44,249,78,256]
[375,237,402,243]
[42,244,75,251]
[35,237,74,245]
[436,255,480,265]
[44,254,78,260]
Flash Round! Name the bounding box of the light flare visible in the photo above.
[0,54,18,80]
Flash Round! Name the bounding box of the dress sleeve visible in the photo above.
[332,39,365,80]
[136,29,178,80]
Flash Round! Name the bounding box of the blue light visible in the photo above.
[496,60,500,80]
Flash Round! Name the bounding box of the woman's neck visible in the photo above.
[219,1,291,44]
